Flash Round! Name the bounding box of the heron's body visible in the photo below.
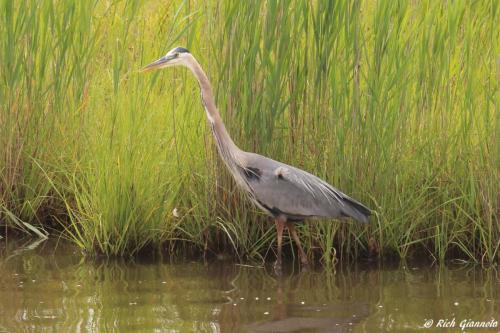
[240,152,370,223]
[144,47,371,270]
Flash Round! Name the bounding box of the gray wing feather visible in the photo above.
[242,152,370,223]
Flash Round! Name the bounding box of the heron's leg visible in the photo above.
[287,222,309,266]
[274,217,286,273]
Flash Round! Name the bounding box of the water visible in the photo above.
[0,238,497,332]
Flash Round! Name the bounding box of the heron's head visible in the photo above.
[142,46,191,71]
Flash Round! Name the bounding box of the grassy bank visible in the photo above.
[0,0,498,263]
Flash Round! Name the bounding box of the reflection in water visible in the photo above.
[0,238,497,332]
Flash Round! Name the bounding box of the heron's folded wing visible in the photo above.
[244,158,344,217]
[243,153,370,222]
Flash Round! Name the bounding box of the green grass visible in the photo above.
[0,0,498,263]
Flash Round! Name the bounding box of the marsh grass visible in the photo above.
[0,0,498,263]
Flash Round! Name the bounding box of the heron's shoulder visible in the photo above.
[242,151,342,192]
[242,153,323,190]
[240,152,280,168]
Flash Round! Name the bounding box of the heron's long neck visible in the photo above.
[186,58,242,163]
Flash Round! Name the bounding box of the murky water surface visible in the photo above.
[0,239,497,332]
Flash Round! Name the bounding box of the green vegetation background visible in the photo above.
[0,0,498,263]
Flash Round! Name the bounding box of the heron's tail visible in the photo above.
[340,196,371,224]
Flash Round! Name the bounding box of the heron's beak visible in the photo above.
[141,54,177,72]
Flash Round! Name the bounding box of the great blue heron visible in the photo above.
[143,47,371,270]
